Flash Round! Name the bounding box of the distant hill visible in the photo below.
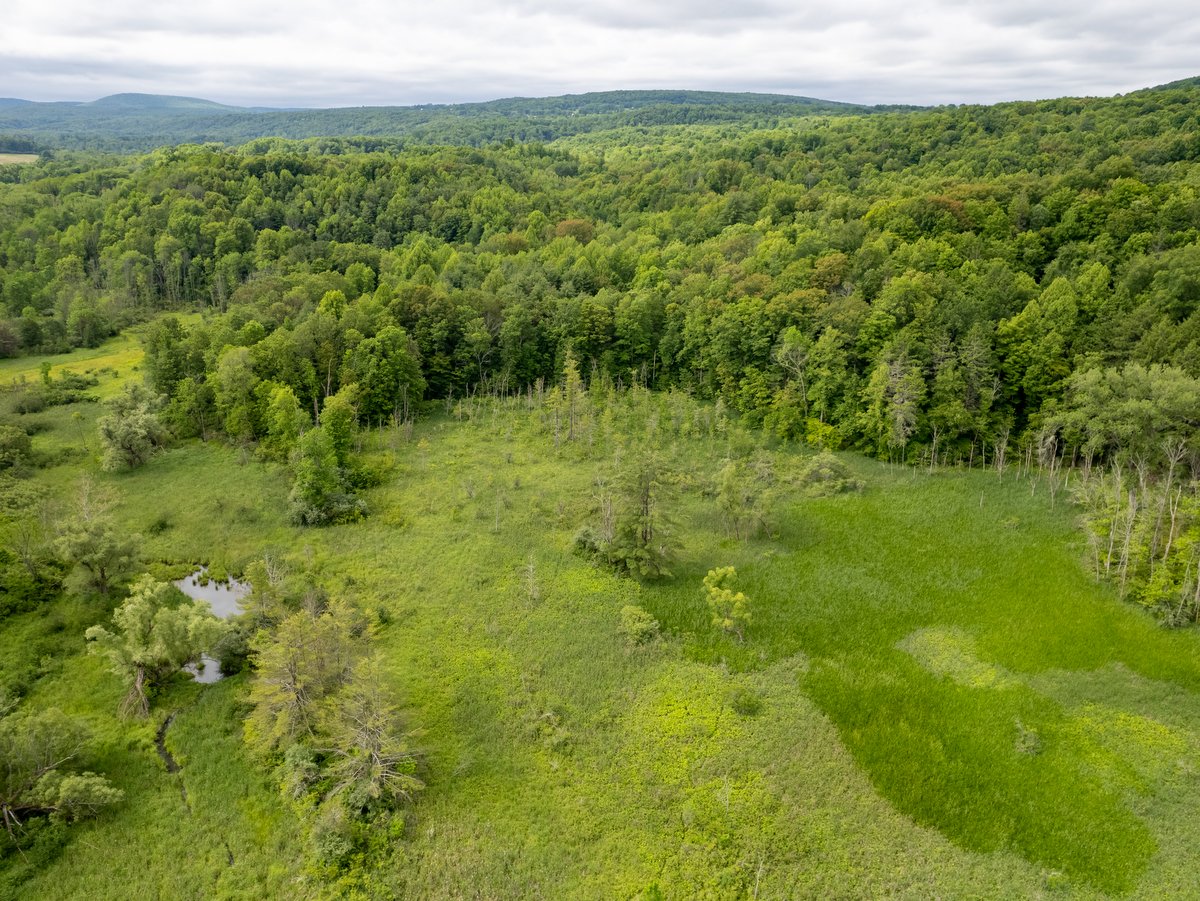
[85,93,260,112]
[0,89,900,152]
[1148,76,1200,92]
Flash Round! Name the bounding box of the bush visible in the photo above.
[212,625,251,677]
[0,424,32,469]
[0,555,65,618]
[145,513,173,535]
[344,460,388,490]
[618,605,660,645]
[572,524,604,558]
[9,388,47,415]
[729,687,763,716]
[796,451,864,497]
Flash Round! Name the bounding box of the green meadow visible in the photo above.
[0,330,145,397]
[4,383,1200,899]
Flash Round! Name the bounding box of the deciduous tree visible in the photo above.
[85,575,227,717]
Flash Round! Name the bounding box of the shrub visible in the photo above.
[704,566,750,642]
[729,687,763,716]
[618,605,660,645]
[0,424,32,469]
[572,525,604,558]
[145,513,173,535]
[10,388,47,415]
[796,451,864,497]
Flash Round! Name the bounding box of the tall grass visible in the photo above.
[5,388,1200,897]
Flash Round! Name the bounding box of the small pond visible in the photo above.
[174,567,250,684]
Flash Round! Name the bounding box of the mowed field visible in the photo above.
[0,154,38,165]
[4,378,1200,899]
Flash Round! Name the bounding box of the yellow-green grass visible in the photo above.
[0,332,144,401]
[0,154,38,165]
[0,314,204,400]
[9,395,1200,898]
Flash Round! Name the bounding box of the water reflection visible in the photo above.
[174,567,250,683]
[174,567,251,619]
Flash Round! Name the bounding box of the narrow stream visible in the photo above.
[174,568,250,683]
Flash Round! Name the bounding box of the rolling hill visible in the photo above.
[0,89,898,152]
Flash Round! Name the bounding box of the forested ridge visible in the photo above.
[4,83,1200,898]
[0,89,884,153]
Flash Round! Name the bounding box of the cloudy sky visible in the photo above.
[4,1,1198,108]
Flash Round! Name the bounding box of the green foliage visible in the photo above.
[0,424,31,470]
[0,705,122,834]
[618,604,660,646]
[606,450,675,579]
[9,80,1200,897]
[704,565,751,642]
[244,601,364,756]
[32,771,125,825]
[342,326,424,424]
[287,427,365,526]
[246,602,421,874]
[53,478,139,595]
[261,383,309,462]
[1059,363,1200,467]
[319,386,356,466]
[796,450,865,497]
[213,345,259,443]
[318,656,423,811]
[716,458,775,539]
[1072,463,1200,625]
[85,575,227,717]
[96,383,166,470]
[728,686,763,717]
[5,392,1200,895]
[4,85,1197,480]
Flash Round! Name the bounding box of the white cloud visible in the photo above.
[2,1,1198,106]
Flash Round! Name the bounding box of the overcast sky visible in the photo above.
[4,1,1198,108]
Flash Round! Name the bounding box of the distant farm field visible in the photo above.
[0,153,38,164]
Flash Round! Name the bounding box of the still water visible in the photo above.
[174,568,250,683]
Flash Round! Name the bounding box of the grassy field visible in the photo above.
[4,385,1200,898]
[0,331,145,400]
[0,154,38,165]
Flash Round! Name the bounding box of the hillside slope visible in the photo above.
[0,89,892,151]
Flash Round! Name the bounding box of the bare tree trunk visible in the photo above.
[1151,439,1186,560]
[1104,461,1123,575]
[1118,490,1139,597]
[1162,486,1183,565]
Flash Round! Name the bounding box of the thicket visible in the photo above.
[238,561,422,875]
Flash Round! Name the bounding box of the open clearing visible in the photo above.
[6,387,1200,899]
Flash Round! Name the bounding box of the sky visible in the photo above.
[4,1,1199,108]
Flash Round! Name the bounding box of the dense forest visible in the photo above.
[4,81,1200,614]
[3,83,1200,898]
